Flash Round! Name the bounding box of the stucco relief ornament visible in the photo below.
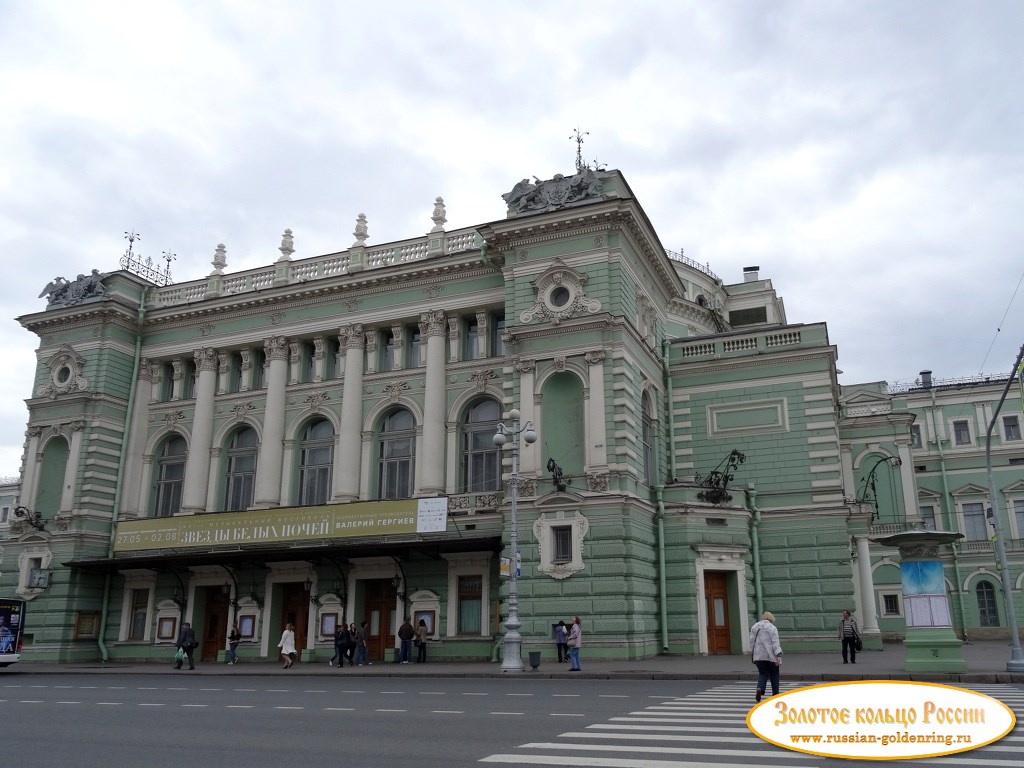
[586,472,610,492]
[470,369,497,390]
[520,259,601,325]
[163,410,185,428]
[232,402,255,421]
[37,344,88,399]
[383,381,410,401]
[305,392,330,412]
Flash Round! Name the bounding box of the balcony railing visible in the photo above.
[151,228,481,309]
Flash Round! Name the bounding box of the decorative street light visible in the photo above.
[493,408,537,673]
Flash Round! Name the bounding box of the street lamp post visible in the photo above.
[493,408,536,673]
[984,343,1024,673]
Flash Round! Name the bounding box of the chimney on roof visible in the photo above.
[743,266,760,282]
[920,370,933,388]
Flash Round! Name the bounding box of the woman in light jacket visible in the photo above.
[749,611,782,702]
[278,622,297,669]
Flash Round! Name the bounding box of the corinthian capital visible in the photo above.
[264,336,290,361]
[194,347,218,371]
[340,324,364,350]
[420,310,447,337]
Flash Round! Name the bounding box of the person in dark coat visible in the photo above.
[175,622,197,670]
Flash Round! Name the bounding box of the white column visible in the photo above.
[60,421,86,512]
[121,361,153,515]
[896,440,918,523]
[585,350,608,469]
[420,310,447,495]
[180,348,218,514]
[253,337,289,508]
[19,428,42,509]
[856,535,879,633]
[515,360,538,476]
[335,325,364,501]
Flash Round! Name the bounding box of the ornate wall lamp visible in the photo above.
[13,506,47,532]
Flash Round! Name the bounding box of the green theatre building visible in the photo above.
[4,168,1022,664]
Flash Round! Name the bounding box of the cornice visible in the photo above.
[20,303,141,335]
[671,346,839,378]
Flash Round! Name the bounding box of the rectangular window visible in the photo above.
[155,462,184,517]
[161,363,175,401]
[0,506,9,523]
[492,315,506,357]
[228,352,242,393]
[1004,415,1022,441]
[182,360,196,399]
[301,341,316,384]
[253,349,267,389]
[327,338,342,379]
[1014,499,1024,539]
[919,504,937,530]
[383,330,399,371]
[465,318,479,360]
[457,575,482,635]
[129,588,148,640]
[407,327,422,368]
[962,501,987,541]
[953,420,971,446]
[910,424,922,449]
[882,594,901,616]
[553,526,572,564]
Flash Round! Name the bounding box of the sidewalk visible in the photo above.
[10,641,1024,683]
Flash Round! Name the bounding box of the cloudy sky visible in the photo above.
[1,0,1022,479]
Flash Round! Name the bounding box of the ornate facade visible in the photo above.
[3,170,1021,664]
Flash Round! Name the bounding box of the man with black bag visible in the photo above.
[838,609,860,664]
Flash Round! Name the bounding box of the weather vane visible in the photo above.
[570,127,589,172]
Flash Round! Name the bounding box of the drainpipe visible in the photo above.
[929,387,968,642]
[654,339,676,652]
[745,485,763,616]
[655,487,669,652]
[97,286,148,661]
[661,339,678,481]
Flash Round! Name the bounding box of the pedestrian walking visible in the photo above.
[278,622,297,669]
[227,623,240,665]
[415,618,429,663]
[344,622,358,667]
[750,611,783,702]
[567,616,583,671]
[398,617,415,664]
[838,609,860,664]
[555,620,569,663]
[174,621,197,670]
[330,622,346,667]
[355,620,371,666]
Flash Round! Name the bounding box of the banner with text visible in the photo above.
[113,498,448,552]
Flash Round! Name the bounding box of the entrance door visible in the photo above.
[362,578,396,662]
[705,571,732,655]
[201,587,229,662]
[280,582,309,662]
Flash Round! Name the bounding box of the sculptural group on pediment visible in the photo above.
[39,269,109,307]
[502,168,604,216]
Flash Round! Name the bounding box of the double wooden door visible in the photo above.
[279,582,310,661]
[362,578,397,662]
[201,587,229,662]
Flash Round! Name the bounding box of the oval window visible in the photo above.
[550,286,571,307]
[55,366,72,384]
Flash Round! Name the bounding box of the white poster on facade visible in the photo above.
[417,498,448,533]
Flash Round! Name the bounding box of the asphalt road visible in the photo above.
[3,674,1022,768]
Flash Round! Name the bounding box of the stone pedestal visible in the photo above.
[870,530,966,674]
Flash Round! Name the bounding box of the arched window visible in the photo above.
[462,399,501,492]
[299,419,334,506]
[976,579,1000,627]
[155,435,187,517]
[641,391,655,486]
[36,436,69,518]
[378,409,415,499]
[224,427,258,511]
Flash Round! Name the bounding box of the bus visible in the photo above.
[0,598,26,667]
